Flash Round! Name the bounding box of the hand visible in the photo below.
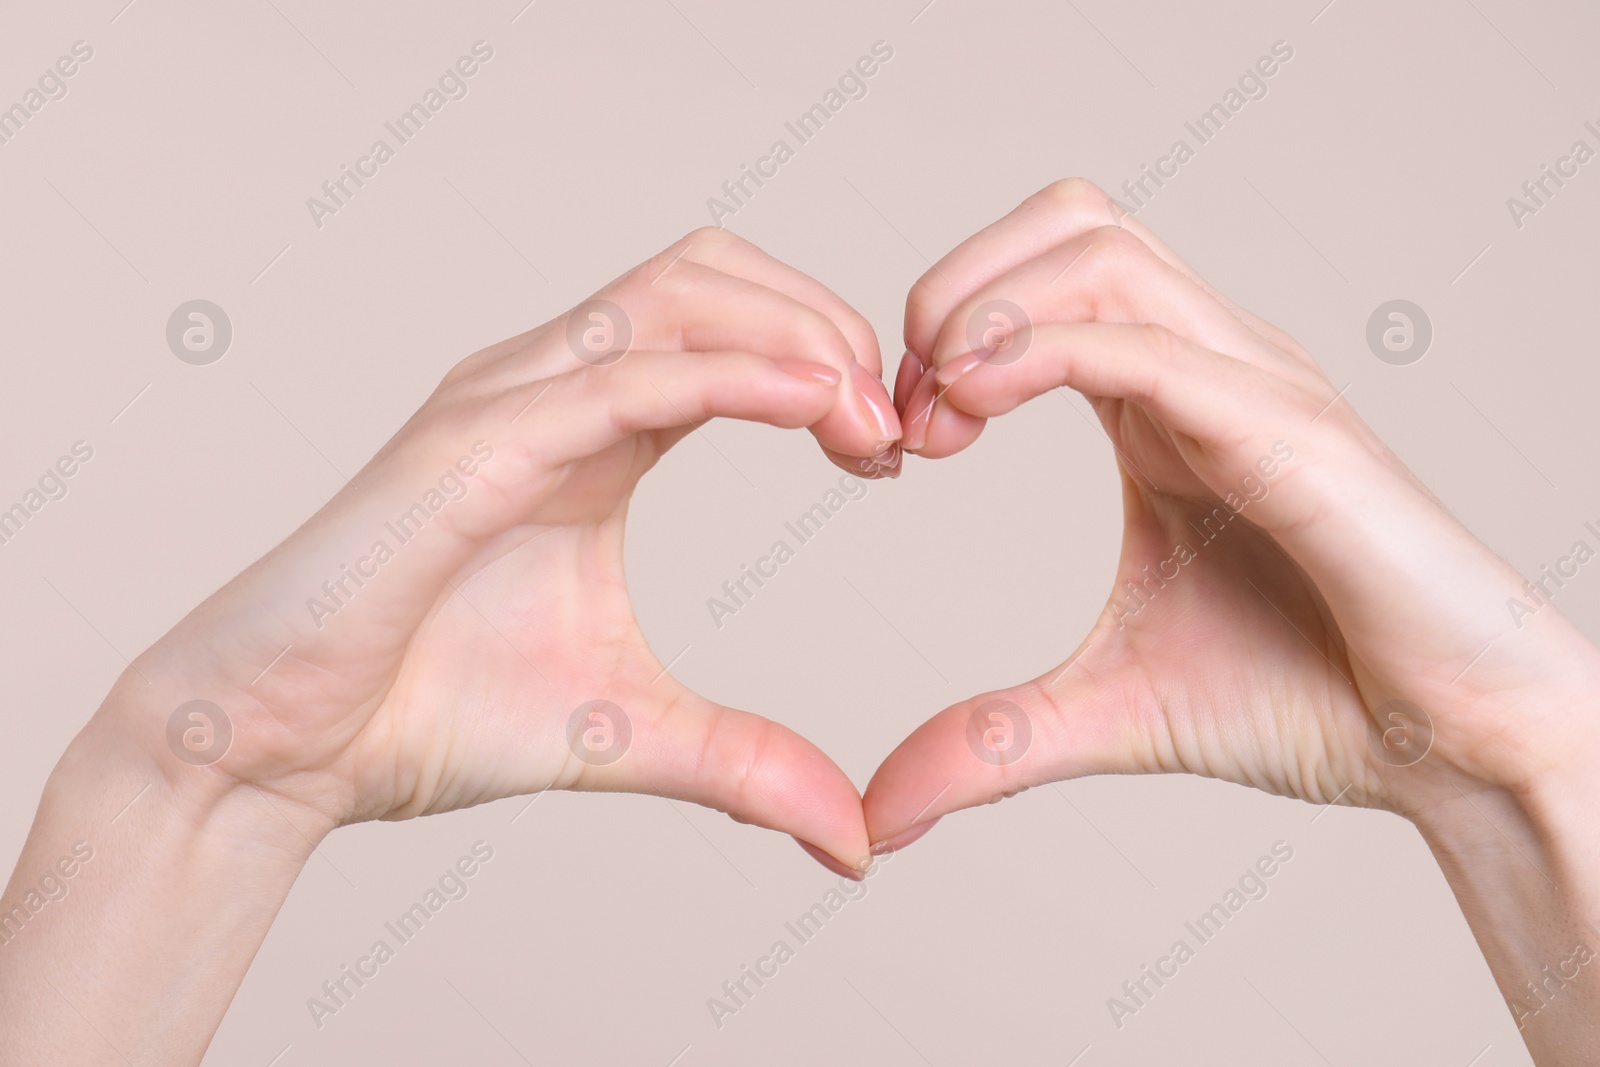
[109,228,900,873]
[867,181,1600,1056]
[866,178,1600,852]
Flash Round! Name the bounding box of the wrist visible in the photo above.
[2,685,322,1066]
[1409,741,1600,1052]
[75,672,333,866]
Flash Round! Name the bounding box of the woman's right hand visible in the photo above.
[106,227,898,872]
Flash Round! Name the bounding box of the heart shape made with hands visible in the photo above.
[211,177,1448,891]
[653,178,1449,878]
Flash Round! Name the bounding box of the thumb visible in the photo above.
[862,640,1154,853]
[562,684,872,876]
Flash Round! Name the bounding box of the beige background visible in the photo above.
[3,0,1598,1063]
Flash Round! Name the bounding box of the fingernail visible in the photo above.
[776,358,842,386]
[868,442,902,479]
[850,362,898,442]
[893,349,924,411]
[870,817,941,856]
[796,838,867,881]
[935,351,987,387]
[851,446,899,481]
[902,368,940,452]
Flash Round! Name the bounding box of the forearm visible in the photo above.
[1413,765,1600,1063]
[0,703,320,1066]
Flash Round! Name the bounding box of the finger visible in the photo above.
[909,226,1275,457]
[506,348,856,471]
[904,311,1259,460]
[568,688,873,874]
[862,640,1155,851]
[666,228,885,376]
[688,231,908,476]
[608,261,898,458]
[922,321,1534,704]
[657,231,901,474]
[930,227,1266,365]
[930,321,1272,449]
[925,322,1334,541]
[821,443,902,481]
[897,349,986,460]
[903,178,1304,367]
[900,363,986,458]
[892,349,923,412]
[636,233,899,471]
[218,351,849,674]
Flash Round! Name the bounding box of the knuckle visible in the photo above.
[435,337,525,393]
[694,708,770,811]
[1089,223,1146,257]
[1136,322,1186,362]
[793,310,851,361]
[617,228,737,294]
[728,717,779,811]
[1036,177,1113,217]
[905,272,950,336]
[682,224,740,258]
[682,223,724,245]
[837,305,881,358]
[435,353,482,392]
[1131,324,1185,403]
[1082,225,1153,276]
[845,304,877,338]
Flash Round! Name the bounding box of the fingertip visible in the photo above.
[820,443,901,480]
[811,362,900,461]
[912,401,985,460]
[849,361,901,444]
[901,368,939,451]
[893,349,925,413]
[796,837,871,881]
[934,351,987,387]
[623,696,872,870]
[869,816,941,856]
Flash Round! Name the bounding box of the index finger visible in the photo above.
[669,228,884,377]
[653,228,900,472]
[903,178,1299,363]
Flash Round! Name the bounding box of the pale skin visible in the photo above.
[0,232,897,1064]
[1,181,1596,1063]
[869,179,1600,1061]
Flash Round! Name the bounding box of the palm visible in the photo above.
[868,179,1592,873]
[1080,397,1407,809]
[352,518,657,821]
[218,432,681,823]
